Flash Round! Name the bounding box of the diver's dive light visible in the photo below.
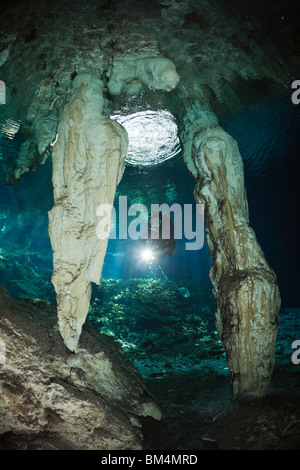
[141,248,155,262]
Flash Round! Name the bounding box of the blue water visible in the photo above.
[101,154,212,282]
[221,87,300,307]
[0,86,299,308]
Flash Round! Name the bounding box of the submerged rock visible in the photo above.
[0,285,161,450]
[0,47,10,68]
[107,56,180,96]
[178,287,191,299]
[181,115,281,399]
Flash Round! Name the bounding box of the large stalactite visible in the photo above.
[181,108,281,398]
[48,71,128,352]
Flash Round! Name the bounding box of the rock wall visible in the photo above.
[0,285,160,450]
[181,110,281,398]
[48,71,128,352]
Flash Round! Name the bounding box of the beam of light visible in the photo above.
[141,247,155,262]
[111,110,181,166]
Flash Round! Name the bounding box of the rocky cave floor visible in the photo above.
[122,300,300,450]
[99,283,300,451]
[140,363,300,450]
[1,287,300,451]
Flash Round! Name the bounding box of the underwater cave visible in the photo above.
[0,0,300,452]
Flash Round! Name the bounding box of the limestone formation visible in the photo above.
[4,77,61,184]
[107,56,180,96]
[0,36,15,68]
[0,285,161,450]
[0,47,10,68]
[48,71,128,352]
[181,109,281,399]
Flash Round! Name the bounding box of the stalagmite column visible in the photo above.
[48,71,128,352]
[181,108,281,399]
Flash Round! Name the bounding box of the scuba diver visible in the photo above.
[139,211,190,299]
[140,211,175,261]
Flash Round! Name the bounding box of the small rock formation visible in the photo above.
[0,47,10,68]
[4,76,61,185]
[181,107,281,399]
[0,285,161,450]
[0,35,15,68]
[48,71,128,352]
[0,80,5,105]
[107,56,180,96]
